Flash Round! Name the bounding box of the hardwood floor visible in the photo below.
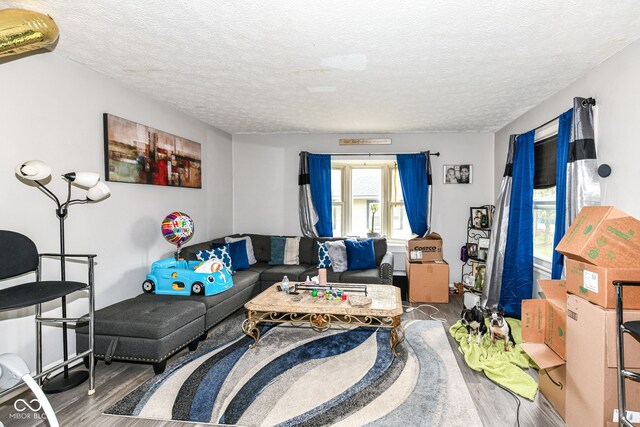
[403,295,564,427]
[0,294,564,427]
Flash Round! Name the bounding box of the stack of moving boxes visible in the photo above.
[522,206,640,426]
[405,232,449,303]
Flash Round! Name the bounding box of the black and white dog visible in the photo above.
[487,307,515,351]
[461,306,487,345]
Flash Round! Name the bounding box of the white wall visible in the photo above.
[0,53,233,370]
[232,133,494,279]
[495,39,640,219]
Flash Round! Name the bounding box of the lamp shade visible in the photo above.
[87,181,110,202]
[63,172,99,188]
[15,160,51,181]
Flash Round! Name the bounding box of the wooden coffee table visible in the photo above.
[242,283,404,356]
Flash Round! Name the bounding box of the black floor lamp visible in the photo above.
[15,160,110,393]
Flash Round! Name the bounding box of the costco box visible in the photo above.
[520,341,566,421]
[566,259,640,309]
[406,259,449,303]
[521,280,567,360]
[566,295,640,426]
[556,206,640,268]
[407,232,443,262]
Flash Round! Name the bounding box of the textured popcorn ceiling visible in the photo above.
[5,1,640,133]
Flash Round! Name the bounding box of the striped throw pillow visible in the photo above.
[269,236,300,265]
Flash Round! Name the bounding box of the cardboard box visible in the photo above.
[407,232,443,262]
[406,259,449,303]
[556,206,640,268]
[520,341,566,421]
[540,363,566,421]
[521,280,568,420]
[521,280,567,360]
[565,295,640,426]
[566,258,640,309]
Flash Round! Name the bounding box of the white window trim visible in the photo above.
[534,118,559,142]
[385,163,407,244]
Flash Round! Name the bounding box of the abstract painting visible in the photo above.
[104,114,201,188]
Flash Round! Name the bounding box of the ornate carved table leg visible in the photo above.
[390,316,405,357]
[242,311,261,349]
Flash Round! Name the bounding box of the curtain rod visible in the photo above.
[535,97,596,132]
[314,151,440,157]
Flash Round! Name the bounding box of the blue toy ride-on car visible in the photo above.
[142,257,233,297]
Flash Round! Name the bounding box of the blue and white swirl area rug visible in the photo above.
[106,320,482,426]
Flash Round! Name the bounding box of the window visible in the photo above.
[351,168,381,236]
[389,166,411,239]
[533,188,556,270]
[533,133,558,271]
[331,159,411,241]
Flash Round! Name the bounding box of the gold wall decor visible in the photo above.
[339,138,392,145]
[0,9,59,58]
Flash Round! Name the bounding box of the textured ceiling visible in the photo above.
[5,1,640,133]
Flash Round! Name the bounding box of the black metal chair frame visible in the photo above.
[614,280,640,427]
[0,231,96,398]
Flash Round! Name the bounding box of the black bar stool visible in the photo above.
[0,230,96,398]
[614,280,640,427]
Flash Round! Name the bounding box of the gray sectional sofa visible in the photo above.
[77,233,393,373]
[181,233,394,292]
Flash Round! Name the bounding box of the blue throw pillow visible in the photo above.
[216,240,249,271]
[344,239,377,271]
[199,244,234,275]
[317,241,332,268]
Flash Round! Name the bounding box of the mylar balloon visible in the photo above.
[161,212,194,248]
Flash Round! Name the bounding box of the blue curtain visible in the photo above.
[397,153,429,236]
[551,109,573,279]
[500,130,535,317]
[308,154,333,237]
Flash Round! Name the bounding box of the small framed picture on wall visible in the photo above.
[443,164,472,184]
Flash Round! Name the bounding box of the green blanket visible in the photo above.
[449,318,538,400]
